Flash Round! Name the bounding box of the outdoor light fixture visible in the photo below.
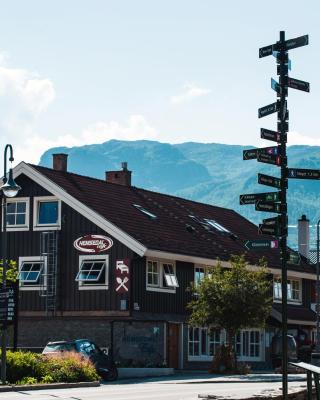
[0,144,21,385]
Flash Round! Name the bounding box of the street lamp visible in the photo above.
[0,144,21,384]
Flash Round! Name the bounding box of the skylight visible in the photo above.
[133,204,157,220]
[203,219,230,233]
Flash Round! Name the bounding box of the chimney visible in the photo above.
[105,162,132,186]
[53,153,68,172]
[298,214,310,258]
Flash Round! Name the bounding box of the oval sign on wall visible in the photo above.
[73,234,113,253]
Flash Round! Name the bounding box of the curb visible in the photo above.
[177,377,306,384]
[0,380,100,392]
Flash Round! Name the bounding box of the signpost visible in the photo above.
[0,287,16,326]
[258,173,281,189]
[239,191,280,205]
[248,31,310,400]
[244,239,278,251]
[288,168,320,180]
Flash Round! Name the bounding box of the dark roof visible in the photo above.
[29,164,314,273]
[273,304,316,323]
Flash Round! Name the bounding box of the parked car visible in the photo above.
[42,339,118,381]
[271,334,298,369]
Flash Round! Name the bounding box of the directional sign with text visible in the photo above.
[239,191,280,205]
[258,223,281,236]
[287,250,301,265]
[262,215,281,226]
[258,102,279,118]
[259,44,273,58]
[257,153,281,166]
[284,34,309,51]
[243,149,258,160]
[260,128,285,143]
[288,168,320,180]
[258,173,281,189]
[244,239,278,251]
[287,77,310,92]
[255,200,284,214]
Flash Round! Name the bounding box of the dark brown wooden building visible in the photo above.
[1,154,316,369]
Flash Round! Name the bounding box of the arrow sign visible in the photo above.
[287,77,310,92]
[243,148,258,160]
[258,102,279,118]
[257,153,281,166]
[255,201,284,213]
[258,224,281,236]
[259,44,274,58]
[240,191,280,205]
[258,173,281,189]
[260,128,284,143]
[284,34,309,51]
[287,249,301,265]
[244,239,278,251]
[288,168,320,180]
[262,215,281,226]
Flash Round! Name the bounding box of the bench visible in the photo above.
[290,361,320,400]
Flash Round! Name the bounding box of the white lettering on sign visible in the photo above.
[73,234,113,253]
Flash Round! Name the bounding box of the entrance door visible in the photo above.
[168,323,180,368]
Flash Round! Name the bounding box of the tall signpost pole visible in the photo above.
[241,31,310,400]
[278,30,288,399]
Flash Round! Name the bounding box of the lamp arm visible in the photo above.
[3,144,14,183]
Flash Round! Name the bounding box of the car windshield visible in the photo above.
[76,341,101,356]
[44,343,75,352]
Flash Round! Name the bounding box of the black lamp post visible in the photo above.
[316,220,320,351]
[0,144,21,384]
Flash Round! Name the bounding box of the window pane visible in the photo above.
[16,214,26,225]
[201,329,207,355]
[6,214,15,226]
[38,201,58,224]
[17,202,26,213]
[6,203,16,213]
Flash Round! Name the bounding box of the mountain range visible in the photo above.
[39,140,320,249]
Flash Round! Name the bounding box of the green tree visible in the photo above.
[187,255,272,372]
[0,259,18,284]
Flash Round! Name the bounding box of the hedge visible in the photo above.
[4,350,99,384]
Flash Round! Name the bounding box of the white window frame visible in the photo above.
[236,329,264,362]
[146,259,177,293]
[77,254,109,291]
[18,256,47,291]
[194,265,213,286]
[2,197,30,232]
[33,196,61,231]
[188,327,225,361]
[273,277,302,304]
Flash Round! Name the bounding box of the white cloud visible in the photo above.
[287,131,320,146]
[170,83,211,105]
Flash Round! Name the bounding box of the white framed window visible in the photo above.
[194,265,213,286]
[236,329,263,361]
[146,259,178,293]
[33,196,61,231]
[76,254,108,290]
[2,197,30,231]
[188,327,223,361]
[273,277,302,303]
[18,256,47,291]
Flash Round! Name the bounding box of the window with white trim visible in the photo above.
[146,260,178,292]
[18,256,47,290]
[3,198,30,231]
[188,327,222,360]
[33,196,61,231]
[194,265,213,286]
[76,255,108,290]
[236,330,262,360]
[273,277,301,303]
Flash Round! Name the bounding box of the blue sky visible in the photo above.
[0,0,318,164]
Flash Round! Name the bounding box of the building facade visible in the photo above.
[0,155,316,369]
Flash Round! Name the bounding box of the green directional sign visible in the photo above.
[287,250,301,265]
[239,191,280,205]
[258,173,282,189]
[244,239,279,251]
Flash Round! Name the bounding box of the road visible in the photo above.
[0,377,307,400]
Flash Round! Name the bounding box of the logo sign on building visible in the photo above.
[115,259,130,294]
[73,234,113,253]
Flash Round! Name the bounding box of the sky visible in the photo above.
[0,0,319,166]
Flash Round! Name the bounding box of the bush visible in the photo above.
[4,350,99,384]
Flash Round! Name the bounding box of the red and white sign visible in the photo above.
[115,259,130,294]
[73,234,113,253]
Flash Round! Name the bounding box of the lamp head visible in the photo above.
[1,168,21,198]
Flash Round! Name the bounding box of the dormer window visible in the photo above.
[133,204,157,220]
